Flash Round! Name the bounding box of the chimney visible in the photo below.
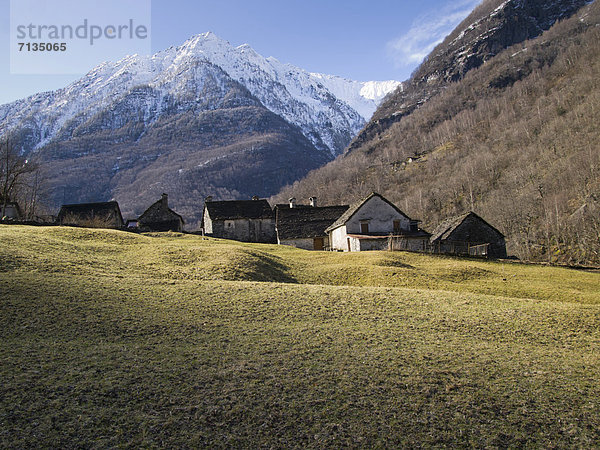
[252,195,259,201]
[161,193,168,209]
[289,197,296,208]
[309,197,317,207]
[205,195,213,202]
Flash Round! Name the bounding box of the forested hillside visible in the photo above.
[275,1,600,264]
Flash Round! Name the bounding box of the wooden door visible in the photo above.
[313,237,324,250]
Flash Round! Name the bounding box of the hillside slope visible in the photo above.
[1,226,599,447]
[348,0,593,153]
[276,0,600,264]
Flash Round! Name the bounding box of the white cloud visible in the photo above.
[387,0,482,70]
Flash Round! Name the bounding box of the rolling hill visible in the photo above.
[1,225,599,447]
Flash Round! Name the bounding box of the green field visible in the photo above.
[1,225,599,447]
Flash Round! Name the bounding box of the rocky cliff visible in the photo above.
[348,0,593,153]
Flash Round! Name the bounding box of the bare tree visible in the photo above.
[22,169,46,220]
[1,138,38,218]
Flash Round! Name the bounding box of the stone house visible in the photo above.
[325,192,430,252]
[430,211,507,258]
[138,194,184,232]
[202,196,275,243]
[56,201,124,228]
[275,197,348,250]
[1,201,22,220]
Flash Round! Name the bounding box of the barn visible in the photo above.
[138,194,184,232]
[430,211,507,258]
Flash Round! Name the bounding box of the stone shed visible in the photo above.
[202,196,275,243]
[138,194,184,232]
[430,211,507,258]
[1,201,22,220]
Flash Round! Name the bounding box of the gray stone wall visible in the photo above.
[345,196,410,234]
[206,216,275,243]
[279,236,329,250]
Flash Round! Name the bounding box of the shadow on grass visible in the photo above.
[374,257,416,270]
[229,250,298,283]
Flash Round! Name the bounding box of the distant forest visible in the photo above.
[275,2,600,265]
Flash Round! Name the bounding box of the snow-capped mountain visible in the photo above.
[0,32,400,222]
[0,32,400,157]
[308,74,401,120]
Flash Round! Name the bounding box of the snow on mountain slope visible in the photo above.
[308,74,402,119]
[0,32,400,156]
[159,32,399,154]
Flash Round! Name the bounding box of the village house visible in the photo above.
[56,201,124,228]
[430,211,507,258]
[202,196,276,243]
[275,197,349,250]
[137,193,184,232]
[325,192,430,252]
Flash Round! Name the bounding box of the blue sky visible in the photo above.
[0,0,481,105]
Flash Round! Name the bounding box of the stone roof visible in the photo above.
[430,211,504,242]
[325,192,414,233]
[57,201,124,226]
[204,199,274,220]
[276,205,349,240]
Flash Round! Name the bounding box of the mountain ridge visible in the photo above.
[347,0,593,154]
[0,32,399,225]
[0,32,399,157]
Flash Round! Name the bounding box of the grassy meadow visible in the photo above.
[1,225,599,447]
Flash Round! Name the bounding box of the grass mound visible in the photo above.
[2,225,598,303]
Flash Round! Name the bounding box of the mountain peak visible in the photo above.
[193,31,225,44]
[1,29,401,162]
[177,31,234,56]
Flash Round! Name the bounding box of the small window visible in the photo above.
[225,220,234,229]
[360,221,369,234]
[393,220,401,233]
